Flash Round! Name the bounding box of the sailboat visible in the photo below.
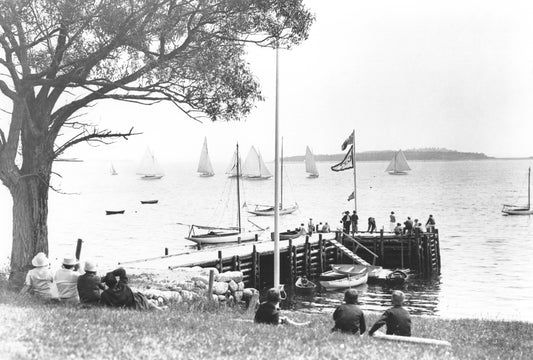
[197,137,215,177]
[242,146,272,180]
[225,148,242,178]
[110,164,118,176]
[247,140,298,216]
[385,150,411,175]
[136,147,164,180]
[305,146,319,178]
[185,144,267,244]
[502,167,533,215]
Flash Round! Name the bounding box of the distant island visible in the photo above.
[284,148,495,162]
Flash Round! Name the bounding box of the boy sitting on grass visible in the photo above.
[331,289,366,335]
[20,252,53,300]
[369,290,411,337]
[254,288,309,326]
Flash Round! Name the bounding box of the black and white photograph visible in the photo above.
[1,0,532,359]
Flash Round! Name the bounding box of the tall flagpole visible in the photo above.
[273,46,280,290]
[352,130,357,213]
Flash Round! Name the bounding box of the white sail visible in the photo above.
[225,149,242,177]
[386,150,411,173]
[110,164,117,175]
[305,146,319,177]
[136,148,164,177]
[197,137,214,176]
[242,146,272,179]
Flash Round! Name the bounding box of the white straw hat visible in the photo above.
[83,260,97,272]
[31,252,49,267]
[62,257,78,266]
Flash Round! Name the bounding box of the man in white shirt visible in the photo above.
[54,257,81,304]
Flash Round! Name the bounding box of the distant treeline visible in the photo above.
[284,148,493,162]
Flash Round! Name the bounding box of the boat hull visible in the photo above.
[294,277,316,295]
[502,209,533,215]
[270,230,302,241]
[388,171,409,175]
[319,271,368,290]
[140,175,163,180]
[141,200,158,204]
[243,175,272,180]
[199,173,214,177]
[106,210,125,215]
[307,174,319,178]
[186,230,265,244]
[248,204,298,216]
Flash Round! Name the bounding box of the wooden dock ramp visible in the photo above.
[327,239,370,266]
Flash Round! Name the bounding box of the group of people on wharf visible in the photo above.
[297,218,331,236]
[255,287,411,337]
[20,252,165,310]
[341,211,436,236]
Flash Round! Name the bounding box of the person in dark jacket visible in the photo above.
[331,289,366,335]
[350,211,359,235]
[341,211,351,234]
[369,290,411,337]
[100,268,163,311]
[254,288,309,326]
[77,260,105,304]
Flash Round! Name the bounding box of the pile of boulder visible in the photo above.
[132,266,258,307]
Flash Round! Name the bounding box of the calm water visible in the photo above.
[1,158,532,322]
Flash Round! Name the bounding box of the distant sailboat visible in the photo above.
[110,164,118,176]
[136,147,164,180]
[502,167,533,215]
[305,146,319,178]
[242,146,272,180]
[385,150,411,175]
[225,148,242,178]
[197,137,215,177]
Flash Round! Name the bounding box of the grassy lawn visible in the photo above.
[1,286,532,360]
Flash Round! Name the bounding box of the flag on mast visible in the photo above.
[347,192,355,201]
[341,131,355,151]
[331,145,354,172]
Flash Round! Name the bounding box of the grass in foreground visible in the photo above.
[0,288,532,360]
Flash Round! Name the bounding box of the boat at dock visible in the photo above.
[386,150,411,175]
[294,276,316,295]
[319,264,368,290]
[502,167,533,215]
[270,229,302,241]
[197,137,215,177]
[136,147,164,180]
[305,146,319,178]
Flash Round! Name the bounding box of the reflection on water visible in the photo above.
[283,276,442,316]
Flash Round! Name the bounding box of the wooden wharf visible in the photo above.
[120,229,441,289]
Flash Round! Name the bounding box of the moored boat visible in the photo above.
[319,264,368,290]
[270,229,302,241]
[141,200,158,204]
[106,210,125,215]
[295,276,316,296]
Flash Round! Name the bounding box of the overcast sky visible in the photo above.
[2,0,533,164]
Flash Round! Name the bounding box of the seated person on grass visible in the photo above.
[77,260,105,305]
[54,257,81,304]
[369,290,411,337]
[20,252,53,300]
[100,268,164,311]
[331,289,366,335]
[254,288,309,326]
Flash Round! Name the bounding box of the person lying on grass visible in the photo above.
[100,268,166,311]
[77,260,105,305]
[20,252,53,300]
[254,288,309,326]
[331,289,366,335]
[369,290,411,337]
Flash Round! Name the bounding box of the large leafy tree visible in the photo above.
[0,0,313,286]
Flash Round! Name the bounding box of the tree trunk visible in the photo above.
[8,174,50,289]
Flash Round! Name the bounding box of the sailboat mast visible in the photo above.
[273,45,280,289]
[528,167,531,210]
[236,143,242,232]
[352,129,357,213]
[281,137,284,209]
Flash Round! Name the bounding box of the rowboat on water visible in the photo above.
[319,264,368,290]
[270,230,302,241]
[141,200,158,204]
[106,210,125,215]
[294,276,316,296]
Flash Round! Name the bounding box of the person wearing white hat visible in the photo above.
[77,260,105,304]
[20,252,54,299]
[54,257,81,304]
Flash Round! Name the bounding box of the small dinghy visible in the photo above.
[319,264,368,290]
[294,276,316,296]
[270,230,302,241]
[141,200,158,204]
[106,210,125,215]
[385,270,408,286]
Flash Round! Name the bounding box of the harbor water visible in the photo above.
[1,158,532,322]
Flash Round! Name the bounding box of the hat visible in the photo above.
[344,211,349,214]
[31,252,49,267]
[62,257,78,266]
[84,260,97,272]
